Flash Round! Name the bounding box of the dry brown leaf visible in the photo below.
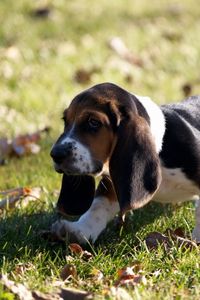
[33,289,91,300]
[0,274,33,300]
[0,127,50,161]
[31,6,51,18]
[74,69,92,84]
[59,288,92,300]
[168,227,185,238]
[12,127,50,156]
[114,266,146,287]
[82,250,93,261]
[1,274,92,300]
[0,187,29,210]
[74,66,100,84]
[165,228,198,250]
[145,231,171,250]
[60,264,77,281]
[90,268,104,282]
[0,187,42,210]
[68,243,93,260]
[108,37,144,67]
[182,83,192,97]
[14,262,35,277]
[145,229,198,251]
[69,243,84,256]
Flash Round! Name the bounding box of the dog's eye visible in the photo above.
[88,117,102,129]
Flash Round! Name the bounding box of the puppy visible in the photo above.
[50,83,200,244]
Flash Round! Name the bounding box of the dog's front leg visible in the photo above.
[51,176,119,244]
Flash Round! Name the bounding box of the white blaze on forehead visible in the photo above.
[135,95,166,153]
[60,135,94,172]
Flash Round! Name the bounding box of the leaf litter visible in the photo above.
[1,274,92,300]
[0,186,42,211]
[68,243,93,261]
[114,263,146,287]
[145,227,198,251]
[0,126,50,165]
[60,264,77,281]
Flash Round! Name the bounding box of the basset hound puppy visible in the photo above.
[50,82,200,244]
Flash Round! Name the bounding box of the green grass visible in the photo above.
[1,0,200,298]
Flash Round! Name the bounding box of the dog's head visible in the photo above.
[51,83,162,215]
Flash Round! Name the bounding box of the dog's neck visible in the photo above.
[135,94,166,153]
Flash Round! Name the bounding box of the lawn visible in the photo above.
[1,0,200,299]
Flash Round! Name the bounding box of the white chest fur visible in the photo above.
[153,167,200,203]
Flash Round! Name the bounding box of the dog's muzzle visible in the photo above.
[50,142,103,175]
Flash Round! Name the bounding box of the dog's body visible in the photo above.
[50,83,200,243]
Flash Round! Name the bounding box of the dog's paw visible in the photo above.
[51,220,87,244]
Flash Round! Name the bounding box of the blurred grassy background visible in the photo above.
[0,0,200,137]
[1,0,200,298]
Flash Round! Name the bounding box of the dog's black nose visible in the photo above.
[50,145,71,164]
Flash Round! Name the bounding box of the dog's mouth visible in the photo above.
[53,160,103,176]
[54,163,64,174]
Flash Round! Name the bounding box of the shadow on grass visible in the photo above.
[0,210,66,267]
[97,201,173,249]
[0,202,171,266]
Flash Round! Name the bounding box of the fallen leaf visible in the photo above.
[65,255,74,263]
[90,268,104,282]
[21,187,42,208]
[152,269,162,277]
[0,187,29,210]
[1,274,92,300]
[69,243,84,256]
[69,243,93,260]
[12,127,50,157]
[108,37,144,67]
[60,264,77,281]
[0,274,33,300]
[59,288,92,300]
[165,228,198,250]
[0,127,50,162]
[169,227,185,238]
[74,66,100,84]
[74,69,91,84]
[115,266,146,287]
[145,229,198,251]
[82,250,93,261]
[31,6,51,18]
[145,231,171,250]
[182,83,192,97]
[0,187,42,210]
[14,263,35,277]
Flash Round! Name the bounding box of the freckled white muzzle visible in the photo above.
[50,136,103,175]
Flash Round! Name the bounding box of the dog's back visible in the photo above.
[162,95,200,131]
[155,96,200,204]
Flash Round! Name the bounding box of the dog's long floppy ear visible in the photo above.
[57,174,95,216]
[109,106,161,215]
